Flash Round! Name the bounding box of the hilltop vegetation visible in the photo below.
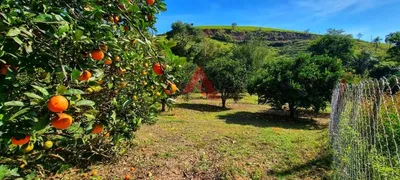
[163,21,400,112]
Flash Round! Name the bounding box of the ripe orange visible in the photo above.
[146,0,155,5]
[0,64,9,75]
[118,68,126,75]
[130,167,135,171]
[92,124,103,134]
[152,63,163,75]
[113,16,120,23]
[164,83,178,95]
[124,174,130,180]
[91,49,104,60]
[104,57,112,65]
[120,82,127,88]
[124,26,129,31]
[51,113,73,129]
[78,70,92,81]
[113,55,121,62]
[48,95,69,113]
[11,135,30,145]
[91,170,98,176]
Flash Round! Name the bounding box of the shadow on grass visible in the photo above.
[176,103,230,112]
[269,149,332,179]
[217,111,327,130]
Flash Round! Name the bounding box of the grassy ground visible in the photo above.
[59,94,331,180]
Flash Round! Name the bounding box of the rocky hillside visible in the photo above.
[201,28,317,42]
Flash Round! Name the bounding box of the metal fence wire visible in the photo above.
[329,77,400,179]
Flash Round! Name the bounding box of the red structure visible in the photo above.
[183,66,219,99]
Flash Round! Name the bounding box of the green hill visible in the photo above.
[194,25,388,58]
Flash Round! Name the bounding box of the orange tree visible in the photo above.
[0,0,173,174]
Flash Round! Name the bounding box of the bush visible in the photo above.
[0,0,173,175]
[248,54,342,117]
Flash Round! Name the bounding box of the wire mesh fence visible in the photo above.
[329,77,400,179]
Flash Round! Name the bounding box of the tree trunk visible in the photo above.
[161,99,166,112]
[221,97,227,108]
[289,103,296,118]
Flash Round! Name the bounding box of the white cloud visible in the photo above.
[293,0,399,17]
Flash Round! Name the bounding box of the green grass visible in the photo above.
[196,25,305,33]
[61,94,332,179]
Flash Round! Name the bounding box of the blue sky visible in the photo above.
[155,0,400,40]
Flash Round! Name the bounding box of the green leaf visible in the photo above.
[32,85,49,96]
[34,114,50,131]
[111,111,116,121]
[74,29,84,40]
[136,118,142,126]
[76,100,95,107]
[107,82,113,89]
[33,14,65,24]
[24,43,33,53]
[24,93,44,101]
[12,37,23,45]
[84,113,96,120]
[4,101,24,107]
[58,24,70,35]
[6,28,20,37]
[9,108,31,121]
[71,69,81,81]
[57,85,67,95]
[64,89,85,95]
[19,26,33,37]
[90,85,103,92]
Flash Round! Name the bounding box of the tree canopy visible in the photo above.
[205,57,246,108]
[308,32,354,66]
[248,54,343,117]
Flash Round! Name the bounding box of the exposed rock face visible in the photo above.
[202,29,318,42]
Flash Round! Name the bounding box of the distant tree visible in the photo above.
[351,50,379,75]
[373,36,382,50]
[166,21,203,57]
[304,29,310,33]
[188,39,231,66]
[232,22,237,30]
[205,57,247,108]
[327,28,345,35]
[308,33,355,66]
[232,41,273,73]
[248,54,342,117]
[386,32,400,62]
[357,33,363,40]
